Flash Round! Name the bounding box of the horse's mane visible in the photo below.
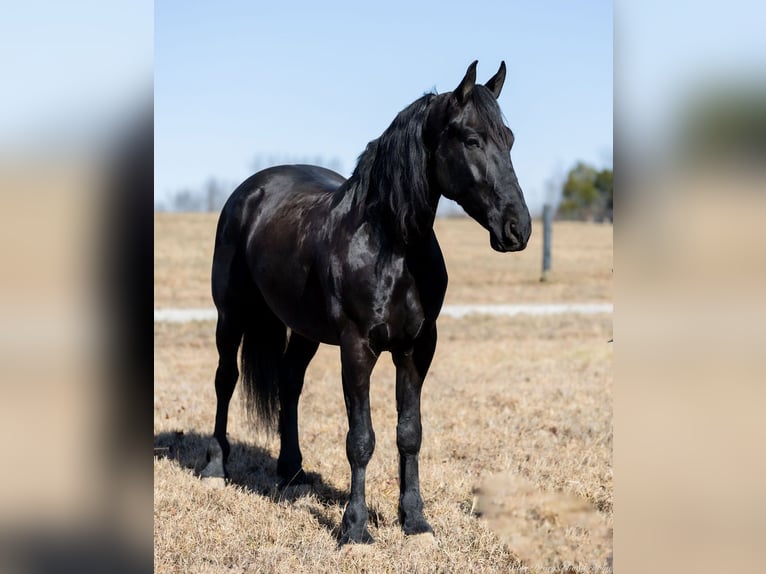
[339,85,510,244]
[340,93,437,244]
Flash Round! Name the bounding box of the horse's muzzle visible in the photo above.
[490,218,529,252]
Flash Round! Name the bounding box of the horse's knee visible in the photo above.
[347,427,375,466]
[397,418,422,455]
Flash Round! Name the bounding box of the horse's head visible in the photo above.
[427,61,531,252]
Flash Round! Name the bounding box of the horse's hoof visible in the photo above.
[339,527,375,546]
[401,514,434,537]
[200,438,226,479]
[277,468,311,489]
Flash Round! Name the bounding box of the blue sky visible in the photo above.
[156,0,612,215]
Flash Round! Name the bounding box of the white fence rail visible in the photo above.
[154,303,612,323]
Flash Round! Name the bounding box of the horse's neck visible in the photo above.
[335,128,441,247]
[331,192,437,254]
[405,199,439,241]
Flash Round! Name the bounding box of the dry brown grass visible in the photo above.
[154,215,612,573]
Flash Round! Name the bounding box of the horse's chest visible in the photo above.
[363,270,425,351]
[332,232,426,349]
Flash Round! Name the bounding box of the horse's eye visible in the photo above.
[465,137,482,148]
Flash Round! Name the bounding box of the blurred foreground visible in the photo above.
[617,2,766,570]
[0,2,153,570]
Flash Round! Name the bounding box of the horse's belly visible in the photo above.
[277,303,340,346]
[253,266,340,346]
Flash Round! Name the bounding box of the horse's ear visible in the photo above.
[485,61,506,99]
[454,60,478,105]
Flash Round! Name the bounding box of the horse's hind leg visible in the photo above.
[277,333,319,487]
[201,308,243,479]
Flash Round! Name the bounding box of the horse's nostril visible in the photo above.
[504,219,517,239]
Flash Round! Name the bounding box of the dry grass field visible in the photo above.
[154,213,613,573]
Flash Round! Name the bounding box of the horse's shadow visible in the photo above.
[154,430,349,538]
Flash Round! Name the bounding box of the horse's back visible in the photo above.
[216,164,344,240]
[241,164,345,202]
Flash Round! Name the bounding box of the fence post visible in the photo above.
[540,203,552,282]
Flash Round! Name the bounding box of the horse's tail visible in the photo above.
[239,294,287,432]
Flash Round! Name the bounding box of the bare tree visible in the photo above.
[204,177,229,213]
[170,188,204,212]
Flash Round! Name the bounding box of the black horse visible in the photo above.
[202,61,531,544]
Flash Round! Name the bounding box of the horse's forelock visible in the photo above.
[470,86,512,147]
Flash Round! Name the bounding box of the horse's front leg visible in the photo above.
[339,329,378,545]
[392,322,437,536]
